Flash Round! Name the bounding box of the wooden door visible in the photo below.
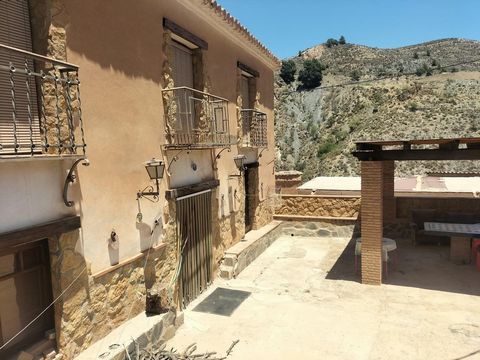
[176,190,213,308]
[0,240,54,357]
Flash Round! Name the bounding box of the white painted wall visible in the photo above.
[167,150,214,189]
[0,159,76,233]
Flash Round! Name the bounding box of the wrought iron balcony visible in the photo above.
[162,86,235,149]
[240,109,268,148]
[0,43,86,159]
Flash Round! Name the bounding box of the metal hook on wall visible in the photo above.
[166,149,190,177]
[63,157,90,207]
[212,146,231,170]
[258,148,268,158]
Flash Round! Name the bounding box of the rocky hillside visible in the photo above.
[275,38,480,180]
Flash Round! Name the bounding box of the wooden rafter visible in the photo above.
[352,137,480,161]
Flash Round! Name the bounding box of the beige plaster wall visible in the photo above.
[63,0,276,273]
[7,1,277,357]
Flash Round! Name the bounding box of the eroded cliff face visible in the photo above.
[275,39,480,181]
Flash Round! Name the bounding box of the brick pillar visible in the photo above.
[361,161,384,285]
[383,161,395,223]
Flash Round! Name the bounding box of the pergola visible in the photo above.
[352,137,480,285]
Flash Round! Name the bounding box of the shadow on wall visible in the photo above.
[326,220,480,296]
[137,218,164,251]
[65,0,164,83]
[230,212,237,241]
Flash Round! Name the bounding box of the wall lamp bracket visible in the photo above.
[213,147,231,170]
[166,149,189,177]
[228,154,247,178]
[258,147,268,158]
[136,159,165,202]
[63,157,90,207]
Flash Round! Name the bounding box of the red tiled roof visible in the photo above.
[203,1,280,67]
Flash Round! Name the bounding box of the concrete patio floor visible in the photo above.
[167,229,480,359]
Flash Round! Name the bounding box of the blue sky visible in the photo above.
[218,0,480,59]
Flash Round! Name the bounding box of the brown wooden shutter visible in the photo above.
[0,0,42,155]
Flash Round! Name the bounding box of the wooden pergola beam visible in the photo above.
[353,137,480,162]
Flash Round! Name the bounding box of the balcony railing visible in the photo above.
[0,43,86,158]
[240,109,268,148]
[162,86,235,148]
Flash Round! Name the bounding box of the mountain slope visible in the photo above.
[275,38,480,180]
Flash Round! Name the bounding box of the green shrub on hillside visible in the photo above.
[298,59,324,89]
[339,35,346,45]
[326,38,339,48]
[317,137,336,158]
[415,63,432,76]
[350,70,361,81]
[408,101,419,112]
[280,60,297,84]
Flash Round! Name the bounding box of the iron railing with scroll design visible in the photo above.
[162,86,234,148]
[241,109,268,148]
[0,43,86,158]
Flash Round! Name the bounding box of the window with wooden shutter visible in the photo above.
[0,0,42,155]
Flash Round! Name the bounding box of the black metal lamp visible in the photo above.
[137,158,165,200]
[233,154,247,175]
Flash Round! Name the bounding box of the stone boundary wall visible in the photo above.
[275,194,480,222]
[275,194,361,219]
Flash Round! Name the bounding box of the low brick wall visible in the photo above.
[275,194,361,219]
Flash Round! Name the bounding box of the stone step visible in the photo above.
[219,264,234,280]
[13,338,56,360]
[222,254,237,267]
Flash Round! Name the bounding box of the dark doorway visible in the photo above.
[244,167,252,232]
[0,239,54,358]
[244,162,260,233]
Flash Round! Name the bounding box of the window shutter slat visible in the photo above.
[0,0,42,154]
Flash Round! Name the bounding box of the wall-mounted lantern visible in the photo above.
[230,154,247,177]
[234,154,246,171]
[137,158,165,201]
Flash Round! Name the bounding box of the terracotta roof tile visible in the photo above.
[203,0,280,67]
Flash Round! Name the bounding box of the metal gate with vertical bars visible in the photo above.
[176,190,213,308]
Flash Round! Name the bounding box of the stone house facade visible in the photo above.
[0,0,279,358]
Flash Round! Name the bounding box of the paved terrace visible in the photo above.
[167,222,480,359]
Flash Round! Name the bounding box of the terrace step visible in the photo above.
[219,221,282,279]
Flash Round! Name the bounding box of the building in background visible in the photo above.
[0,0,279,358]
